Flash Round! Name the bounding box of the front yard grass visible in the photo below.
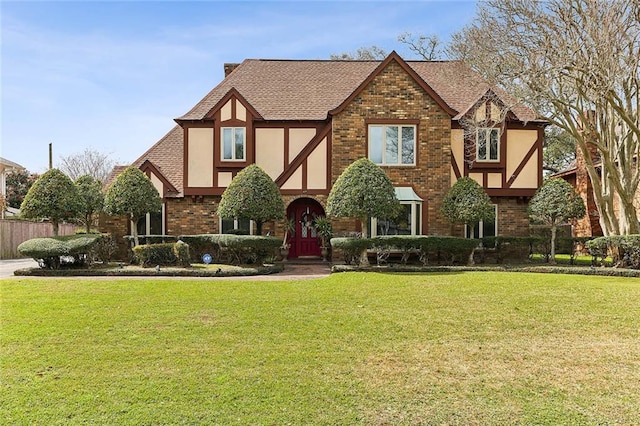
[2,272,639,424]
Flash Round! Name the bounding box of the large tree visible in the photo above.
[5,169,38,209]
[104,167,162,246]
[75,175,105,233]
[217,164,285,235]
[449,0,640,236]
[544,126,577,175]
[326,158,400,266]
[20,168,81,236]
[58,148,116,183]
[528,178,586,264]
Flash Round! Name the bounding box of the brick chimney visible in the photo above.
[224,63,240,77]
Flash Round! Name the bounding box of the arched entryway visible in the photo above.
[286,198,325,259]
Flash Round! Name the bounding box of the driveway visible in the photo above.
[0,258,39,278]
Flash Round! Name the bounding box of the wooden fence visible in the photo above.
[0,220,80,259]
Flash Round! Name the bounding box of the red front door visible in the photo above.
[287,198,324,258]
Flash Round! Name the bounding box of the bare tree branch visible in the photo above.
[58,148,117,183]
[450,0,640,235]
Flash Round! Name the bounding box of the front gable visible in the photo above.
[180,89,261,195]
[450,91,544,196]
[329,51,457,118]
[139,159,178,199]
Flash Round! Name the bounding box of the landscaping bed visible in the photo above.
[13,262,283,277]
[331,263,640,278]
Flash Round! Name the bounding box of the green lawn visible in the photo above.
[2,272,639,425]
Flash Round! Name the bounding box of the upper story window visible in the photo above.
[476,128,500,162]
[222,127,245,161]
[369,124,416,166]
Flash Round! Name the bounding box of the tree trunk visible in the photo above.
[131,214,139,246]
[467,223,476,266]
[550,224,557,264]
[53,220,59,237]
[359,216,370,266]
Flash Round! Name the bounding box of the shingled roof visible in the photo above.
[133,54,543,198]
[131,125,184,196]
[177,55,542,123]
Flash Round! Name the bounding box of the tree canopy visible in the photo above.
[5,169,38,209]
[75,175,105,233]
[327,158,399,265]
[450,0,640,235]
[528,178,586,263]
[217,164,284,235]
[104,167,162,245]
[20,168,81,236]
[441,177,495,238]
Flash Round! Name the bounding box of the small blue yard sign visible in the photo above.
[202,253,213,264]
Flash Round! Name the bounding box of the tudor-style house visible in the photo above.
[101,52,546,259]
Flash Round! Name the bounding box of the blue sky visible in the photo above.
[1,0,477,174]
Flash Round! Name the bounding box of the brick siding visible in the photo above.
[331,60,452,235]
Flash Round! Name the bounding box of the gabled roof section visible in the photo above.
[139,159,179,196]
[330,51,457,117]
[131,125,184,197]
[176,54,541,123]
[196,87,262,121]
[452,87,545,124]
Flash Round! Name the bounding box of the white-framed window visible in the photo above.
[476,128,500,162]
[465,204,498,239]
[371,202,422,236]
[135,204,165,236]
[221,127,245,161]
[219,217,254,235]
[369,124,416,166]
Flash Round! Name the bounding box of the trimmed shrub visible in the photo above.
[132,243,178,267]
[178,235,223,263]
[331,237,374,265]
[173,240,191,267]
[479,236,536,263]
[416,236,478,265]
[587,235,640,268]
[216,234,282,265]
[17,234,103,269]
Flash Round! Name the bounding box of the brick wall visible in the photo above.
[98,213,130,260]
[497,197,530,237]
[165,196,220,235]
[331,60,452,235]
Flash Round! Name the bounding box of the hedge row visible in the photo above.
[331,236,480,266]
[178,234,282,265]
[330,235,599,266]
[132,241,191,267]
